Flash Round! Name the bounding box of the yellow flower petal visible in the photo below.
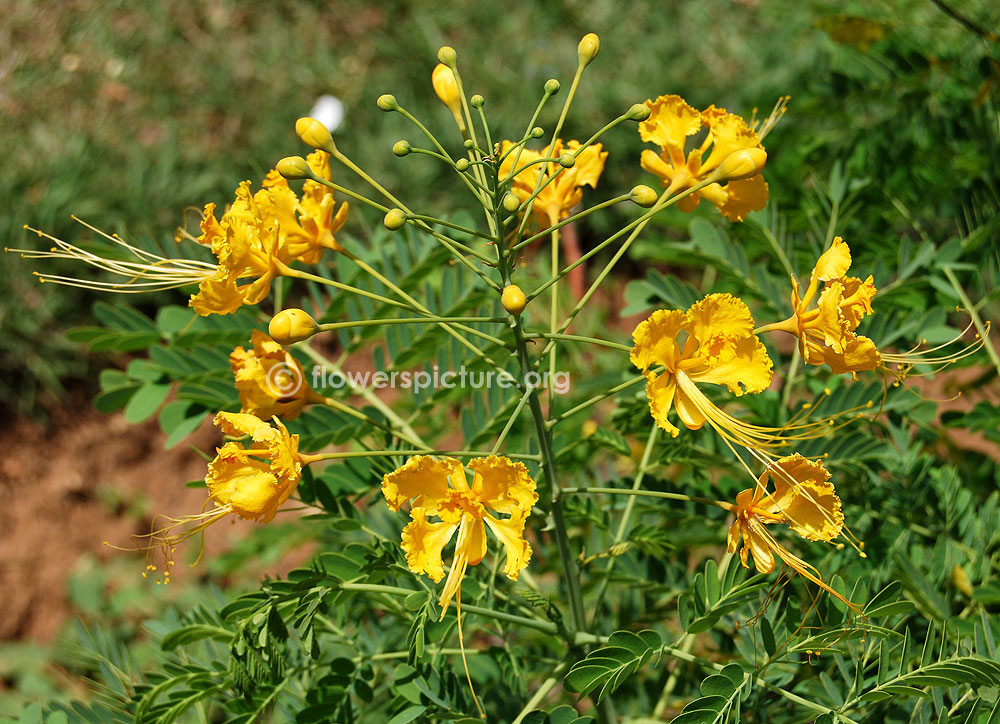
[401,508,458,583]
[745,519,776,573]
[484,509,533,580]
[765,454,843,542]
[673,381,708,430]
[814,236,852,281]
[639,95,702,161]
[700,112,763,175]
[630,309,685,372]
[190,268,245,316]
[381,455,466,513]
[231,330,312,420]
[640,149,676,187]
[215,411,274,439]
[686,293,756,349]
[644,372,681,437]
[712,175,769,222]
[468,455,539,515]
[206,454,286,522]
[690,334,773,396]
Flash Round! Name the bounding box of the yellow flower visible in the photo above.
[110,412,304,583]
[382,455,538,617]
[727,454,858,608]
[499,139,608,230]
[206,412,303,522]
[639,95,768,221]
[231,330,322,420]
[630,293,773,438]
[758,237,880,377]
[15,152,346,318]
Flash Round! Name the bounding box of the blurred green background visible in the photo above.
[1,0,998,717]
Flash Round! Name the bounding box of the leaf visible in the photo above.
[564,629,661,703]
[160,625,233,651]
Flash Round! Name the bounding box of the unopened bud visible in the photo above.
[530,126,545,139]
[383,209,407,231]
[376,94,398,112]
[455,158,470,172]
[470,94,484,108]
[437,46,458,67]
[629,185,658,207]
[432,63,467,134]
[392,140,411,157]
[502,193,521,214]
[544,79,561,95]
[577,33,600,67]
[269,308,319,345]
[295,117,336,153]
[715,148,767,182]
[626,103,651,122]
[501,284,527,316]
[276,156,312,180]
[558,153,576,169]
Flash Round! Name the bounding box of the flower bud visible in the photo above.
[437,46,458,67]
[376,94,398,112]
[432,63,467,134]
[626,103,651,121]
[392,140,412,157]
[383,209,407,230]
[269,308,319,345]
[577,33,600,67]
[629,185,658,207]
[530,126,545,139]
[544,78,561,95]
[501,284,527,316]
[502,193,521,214]
[470,94,484,108]
[276,156,312,180]
[558,153,576,169]
[295,117,336,153]
[715,148,767,182]
[455,158,470,172]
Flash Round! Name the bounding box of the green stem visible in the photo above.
[547,374,645,428]
[344,251,510,366]
[943,266,1000,378]
[276,262,419,312]
[319,316,502,331]
[511,662,570,724]
[511,195,630,252]
[490,385,534,455]
[561,487,735,513]
[523,332,631,353]
[297,344,425,446]
[590,425,659,625]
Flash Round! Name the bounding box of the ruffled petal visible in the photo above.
[468,456,538,515]
[686,293,756,350]
[691,334,773,395]
[215,411,275,439]
[745,520,775,573]
[713,176,769,222]
[206,454,284,522]
[765,455,843,542]
[814,236,852,281]
[190,267,246,316]
[484,509,533,580]
[401,508,458,582]
[381,455,465,513]
[639,95,702,161]
[630,309,685,371]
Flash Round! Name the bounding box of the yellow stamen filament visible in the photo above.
[14,218,216,292]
